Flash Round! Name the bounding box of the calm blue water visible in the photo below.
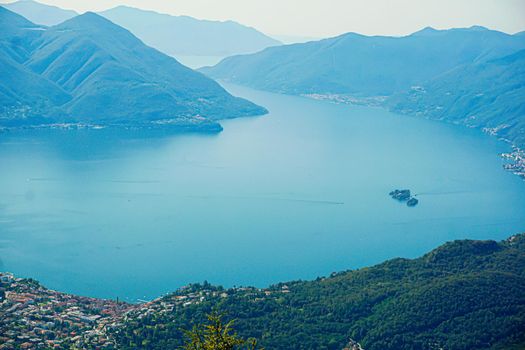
[1,83,524,301]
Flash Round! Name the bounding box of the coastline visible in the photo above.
[301,92,525,182]
[502,146,525,180]
[0,118,225,134]
[1,233,524,349]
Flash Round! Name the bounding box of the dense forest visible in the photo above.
[112,234,525,350]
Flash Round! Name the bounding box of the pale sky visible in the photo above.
[2,0,525,38]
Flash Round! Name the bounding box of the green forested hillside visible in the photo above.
[200,27,525,149]
[390,49,525,149]
[2,1,281,56]
[0,7,267,132]
[201,27,525,96]
[113,234,525,350]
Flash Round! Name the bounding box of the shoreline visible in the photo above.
[301,92,525,182]
[1,233,523,349]
[501,146,525,180]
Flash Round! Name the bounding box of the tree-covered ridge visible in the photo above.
[2,234,524,349]
[390,48,525,150]
[201,27,525,156]
[112,234,525,350]
[0,7,267,132]
[201,27,525,97]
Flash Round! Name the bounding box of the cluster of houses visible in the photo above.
[123,283,292,322]
[302,93,386,107]
[0,272,294,349]
[502,147,525,180]
[0,273,133,349]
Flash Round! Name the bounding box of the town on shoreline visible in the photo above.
[0,273,291,350]
[502,147,525,180]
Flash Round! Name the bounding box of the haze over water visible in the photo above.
[0,83,524,301]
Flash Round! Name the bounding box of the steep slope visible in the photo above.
[390,49,525,149]
[0,8,267,131]
[2,0,77,26]
[112,234,525,350]
[0,54,70,125]
[201,27,525,96]
[99,6,281,57]
[28,12,266,124]
[0,5,46,63]
[0,6,70,125]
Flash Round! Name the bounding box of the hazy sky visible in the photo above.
[2,0,525,38]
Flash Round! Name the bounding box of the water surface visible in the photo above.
[1,84,524,301]
[172,54,226,69]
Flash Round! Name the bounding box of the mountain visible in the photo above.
[2,0,77,26]
[0,6,72,125]
[99,6,281,57]
[2,1,282,60]
[201,26,525,151]
[2,234,524,349]
[390,49,525,149]
[201,27,525,96]
[0,7,267,131]
[112,233,525,350]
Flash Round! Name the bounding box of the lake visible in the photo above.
[172,55,227,69]
[1,83,524,301]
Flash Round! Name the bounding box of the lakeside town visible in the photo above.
[302,93,388,107]
[501,147,525,180]
[303,93,525,183]
[0,273,302,350]
[0,272,132,349]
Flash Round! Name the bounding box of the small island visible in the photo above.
[389,189,419,207]
[407,197,419,207]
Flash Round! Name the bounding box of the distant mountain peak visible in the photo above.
[202,24,525,100]
[411,26,439,36]
[410,25,506,37]
[0,4,34,25]
[55,11,130,35]
[99,5,281,57]
[0,5,42,38]
[2,0,77,26]
[468,25,489,31]
[0,6,267,131]
[422,26,437,31]
[61,11,112,25]
[103,5,166,17]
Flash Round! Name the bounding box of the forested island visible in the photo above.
[2,233,524,350]
[389,189,419,207]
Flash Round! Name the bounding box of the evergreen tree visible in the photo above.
[182,312,262,350]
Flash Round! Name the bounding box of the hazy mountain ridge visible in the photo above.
[0,7,267,131]
[390,48,525,148]
[201,26,525,147]
[2,1,282,57]
[2,0,77,26]
[202,26,525,96]
[99,6,282,57]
